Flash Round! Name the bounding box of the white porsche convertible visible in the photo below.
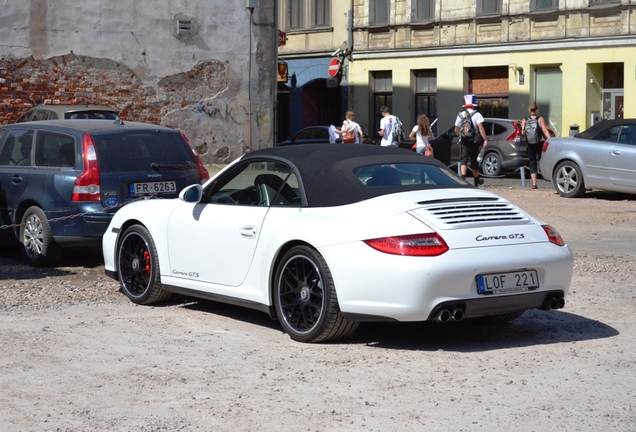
[103,144,573,343]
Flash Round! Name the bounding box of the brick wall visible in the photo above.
[0,54,238,163]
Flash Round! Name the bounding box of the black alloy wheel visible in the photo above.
[274,245,358,343]
[117,224,171,304]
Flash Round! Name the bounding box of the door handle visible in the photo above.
[612,150,621,156]
[239,226,257,239]
[11,175,22,184]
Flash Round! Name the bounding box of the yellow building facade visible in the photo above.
[350,0,636,137]
[278,1,636,139]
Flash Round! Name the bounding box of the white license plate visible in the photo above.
[130,181,177,196]
[476,270,539,295]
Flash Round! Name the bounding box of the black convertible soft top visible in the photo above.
[241,144,466,207]
[574,119,636,140]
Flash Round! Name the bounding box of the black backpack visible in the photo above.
[524,117,541,144]
[459,110,478,143]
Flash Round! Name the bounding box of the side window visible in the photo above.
[481,122,493,136]
[0,130,34,166]
[492,123,507,136]
[31,110,50,121]
[618,125,636,145]
[34,131,76,168]
[595,126,621,143]
[294,128,313,141]
[311,128,329,140]
[205,160,301,207]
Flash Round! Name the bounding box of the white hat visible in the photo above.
[463,94,476,108]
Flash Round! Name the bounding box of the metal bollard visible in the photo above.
[520,167,526,188]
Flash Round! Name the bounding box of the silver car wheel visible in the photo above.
[554,161,585,198]
[19,206,62,267]
[481,152,502,177]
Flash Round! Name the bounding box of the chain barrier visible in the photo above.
[0,196,153,231]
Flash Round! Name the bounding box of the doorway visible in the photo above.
[602,90,624,120]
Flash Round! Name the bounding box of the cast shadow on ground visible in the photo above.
[0,243,104,280]
[175,298,618,351]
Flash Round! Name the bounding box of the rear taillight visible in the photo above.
[180,131,210,182]
[542,225,566,247]
[72,133,100,202]
[364,233,449,256]
[507,122,522,141]
[542,140,550,153]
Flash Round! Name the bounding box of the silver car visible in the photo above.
[540,119,636,198]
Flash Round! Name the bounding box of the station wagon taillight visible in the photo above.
[72,133,101,202]
[180,131,210,182]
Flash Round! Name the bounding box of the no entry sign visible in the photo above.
[328,58,341,78]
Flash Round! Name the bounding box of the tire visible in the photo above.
[117,224,171,305]
[273,245,358,343]
[481,152,502,177]
[553,161,585,198]
[477,311,525,324]
[19,206,62,267]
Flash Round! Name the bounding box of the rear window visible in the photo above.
[64,111,120,120]
[92,130,196,173]
[354,163,467,188]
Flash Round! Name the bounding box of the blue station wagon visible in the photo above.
[0,119,209,266]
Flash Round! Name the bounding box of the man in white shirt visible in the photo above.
[378,106,396,147]
[454,94,488,186]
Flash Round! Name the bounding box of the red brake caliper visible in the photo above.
[143,251,150,273]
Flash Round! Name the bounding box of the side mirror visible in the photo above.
[180,184,203,203]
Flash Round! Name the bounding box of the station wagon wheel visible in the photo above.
[274,245,358,343]
[19,206,62,267]
[481,152,502,177]
[553,161,585,198]
[117,224,171,304]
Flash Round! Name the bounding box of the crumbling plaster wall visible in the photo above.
[0,0,276,163]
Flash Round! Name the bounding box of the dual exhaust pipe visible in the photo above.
[435,308,464,323]
[542,295,565,311]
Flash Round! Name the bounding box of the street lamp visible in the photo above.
[277,59,288,82]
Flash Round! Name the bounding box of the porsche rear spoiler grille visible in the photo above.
[417,198,530,226]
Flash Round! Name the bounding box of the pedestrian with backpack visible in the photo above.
[521,104,553,189]
[378,106,405,147]
[454,94,488,187]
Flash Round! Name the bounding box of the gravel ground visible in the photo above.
[1,182,635,431]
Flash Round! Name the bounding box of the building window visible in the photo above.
[370,0,390,26]
[477,0,501,16]
[313,0,330,27]
[414,70,437,128]
[589,0,620,5]
[531,0,558,11]
[413,0,435,22]
[372,71,393,137]
[288,0,304,29]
